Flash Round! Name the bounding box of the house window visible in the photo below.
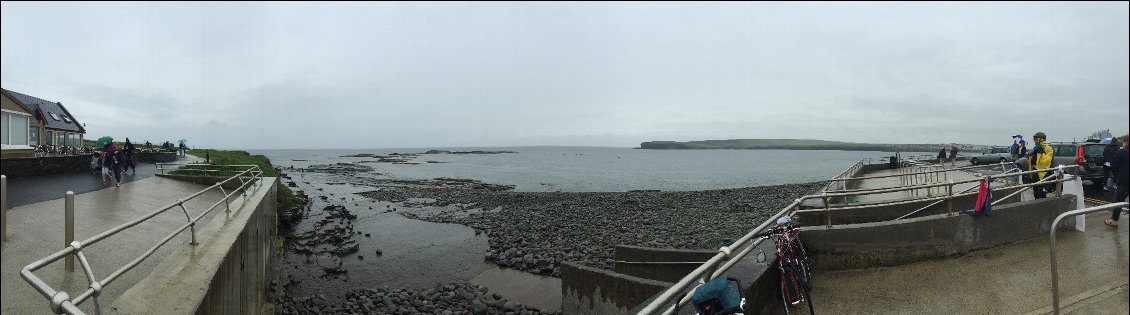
[62,115,72,123]
[1,113,7,144]
[67,132,79,147]
[56,131,65,147]
[30,127,39,145]
[49,112,60,121]
[2,111,31,145]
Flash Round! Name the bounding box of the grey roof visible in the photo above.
[2,89,85,133]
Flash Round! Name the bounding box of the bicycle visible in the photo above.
[757,215,814,315]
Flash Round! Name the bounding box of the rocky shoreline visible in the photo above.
[273,282,556,315]
[271,161,826,313]
[360,181,826,277]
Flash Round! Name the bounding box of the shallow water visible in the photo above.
[272,170,562,309]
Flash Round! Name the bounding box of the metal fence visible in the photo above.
[636,162,1081,315]
[19,164,264,315]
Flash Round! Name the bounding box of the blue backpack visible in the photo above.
[691,277,744,315]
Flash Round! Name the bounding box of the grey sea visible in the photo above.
[252,146,898,191]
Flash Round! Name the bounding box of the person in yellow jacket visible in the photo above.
[1027,132,1054,199]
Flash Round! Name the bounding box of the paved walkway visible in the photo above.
[1,175,245,314]
[4,155,201,208]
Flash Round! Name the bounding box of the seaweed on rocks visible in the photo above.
[303,163,375,175]
[286,205,362,258]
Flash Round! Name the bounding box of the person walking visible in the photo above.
[937,148,947,165]
[1017,136,1026,160]
[123,138,137,174]
[1027,132,1054,199]
[98,146,110,185]
[112,144,125,187]
[100,142,119,186]
[1105,134,1128,227]
[949,144,959,167]
[1018,139,1028,157]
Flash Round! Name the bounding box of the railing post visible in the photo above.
[219,186,230,213]
[1055,172,1063,198]
[2,175,7,244]
[822,193,831,227]
[65,191,75,272]
[178,203,197,245]
[946,182,954,215]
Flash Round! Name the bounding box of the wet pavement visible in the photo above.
[807,211,1127,314]
[1,174,238,314]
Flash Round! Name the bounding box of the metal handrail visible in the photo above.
[157,163,259,175]
[824,159,866,192]
[797,170,1074,217]
[894,168,1023,220]
[1048,202,1129,314]
[20,164,264,315]
[832,161,1015,183]
[637,164,1079,314]
[820,166,1073,199]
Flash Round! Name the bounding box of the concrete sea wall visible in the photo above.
[802,194,1077,270]
[561,262,672,315]
[109,178,277,314]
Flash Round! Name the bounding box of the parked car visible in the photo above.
[969,147,1014,165]
[1014,141,1113,186]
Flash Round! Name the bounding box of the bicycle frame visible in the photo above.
[760,225,814,315]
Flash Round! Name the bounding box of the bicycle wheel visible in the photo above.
[790,238,813,286]
[781,264,814,315]
[777,259,795,315]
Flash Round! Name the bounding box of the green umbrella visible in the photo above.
[95,136,114,148]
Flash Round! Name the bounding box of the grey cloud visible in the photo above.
[3,2,1127,149]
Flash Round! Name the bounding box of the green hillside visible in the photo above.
[639,139,973,152]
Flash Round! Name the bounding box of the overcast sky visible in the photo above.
[2,2,1127,149]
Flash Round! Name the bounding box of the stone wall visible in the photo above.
[0,155,91,177]
[0,152,176,178]
[135,152,178,163]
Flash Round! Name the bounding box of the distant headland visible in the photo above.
[638,139,989,152]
